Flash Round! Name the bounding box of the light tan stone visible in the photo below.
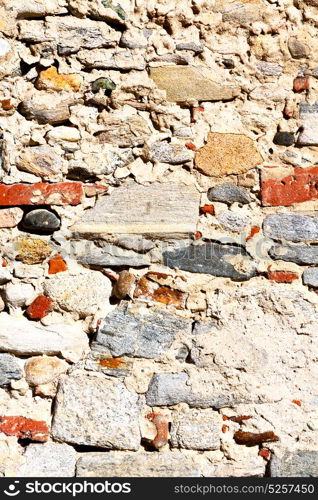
[150,66,240,103]
[25,356,68,386]
[35,67,83,92]
[195,133,263,177]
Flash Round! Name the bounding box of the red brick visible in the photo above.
[0,182,84,206]
[267,271,299,283]
[258,448,271,460]
[25,295,53,320]
[200,204,215,215]
[261,166,318,206]
[293,76,310,92]
[185,142,197,151]
[48,253,68,274]
[0,416,49,442]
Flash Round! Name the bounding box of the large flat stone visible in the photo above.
[163,242,256,280]
[76,451,201,477]
[77,243,150,268]
[263,214,318,242]
[71,183,200,238]
[52,375,140,450]
[270,451,318,477]
[150,66,240,103]
[0,313,88,362]
[195,133,263,177]
[0,354,23,387]
[17,442,76,477]
[269,245,318,265]
[93,302,192,359]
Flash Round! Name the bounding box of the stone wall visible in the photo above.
[0,0,318,478]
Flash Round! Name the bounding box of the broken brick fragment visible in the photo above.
[259,448,271,460]
[234,431,279,446]
[25,295,53,320]
[223,415,252,424]
[246,226,260,241]
[185,142,197,151]
[267,271,298,283]
[293,76,310,92]
[0,416,49,442]
[146,413,169,449]
[292,399,302,407]
[48,254,68,275]
[261,166,318,206]
[222,424,228,433]
[200,204,215,216]
[0,99,13,111]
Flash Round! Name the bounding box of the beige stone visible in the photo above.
[150,66,240,103]
[195,133,263,177]
[35,67,83,92]
[25,356,68,386]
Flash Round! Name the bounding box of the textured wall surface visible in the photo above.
[0,0,318,478]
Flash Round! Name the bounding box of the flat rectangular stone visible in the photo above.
[261,166,318,206]
[269,245,318,265]
[71,183,200,237]
[150,66,240,103]
[163,242,256,280]
[76,452,201,477]
[77,243,151,268]
[52,375,140,450]
[0,313,88,362]
[270,451,318,477]
[170,411,221,450]
[263,214,318,242]
[93,302,192,359]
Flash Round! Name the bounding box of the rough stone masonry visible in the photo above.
[0,0,318,478]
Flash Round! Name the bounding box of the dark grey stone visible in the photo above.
[303,268,318,287]
[269,245,318,265]
[273,132,294,146]
[176,42,204,53]
[93,302,192,359]
[207,183,251,205]
[22,210,60,232]
[163,242,256,281]
[0,354,23,387]
[264,214,318,242]
[299,101,318,118]
[270,451,318,477]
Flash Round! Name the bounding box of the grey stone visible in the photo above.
[93,302,192,359]
[255,61,283,76]
[146,372,243,409]
[288,37,309,59]
[77,243,151,268]
[270,451,318,477]
[43,271,112,318]
[151,142,191,164]
[269,245,318,265]
[208,183,251,205]
[52,375,140,450]
[217,212,249,232]
[303,268,318,287]
[273,132,295,146]
[170,411,221,450]
[71,183,200,238]
[17,442,76,477]
[264,214,318,242]
[298,102,318,146]
[299,101,318,119]
[0,354,23,387]
[176,42,204,53]
[0,312,89,362]
[22,210,61,233]
[163,242,256,281]
[77,48,146,71]
[76,451,201,477]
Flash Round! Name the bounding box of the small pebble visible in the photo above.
[22,209,61,233]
